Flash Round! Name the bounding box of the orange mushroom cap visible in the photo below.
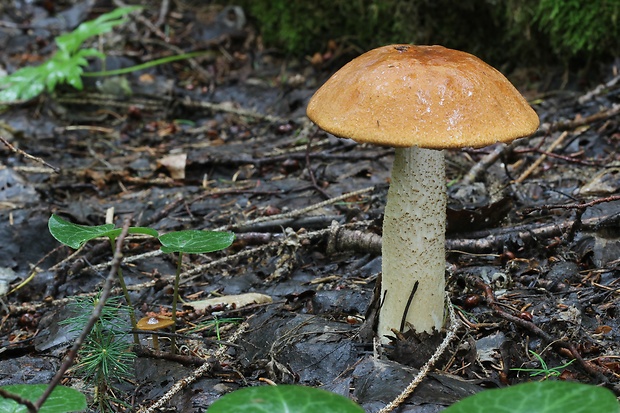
[307,44,539,149]
[137,315,174,331]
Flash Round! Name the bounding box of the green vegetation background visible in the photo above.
[216,0,619,68]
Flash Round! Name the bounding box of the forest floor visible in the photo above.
[0,2,619,412]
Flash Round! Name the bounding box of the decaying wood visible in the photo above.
[327,210,620,255]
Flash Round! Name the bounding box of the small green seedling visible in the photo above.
[48,214,158,343]
[60,293,135,411]
[188,316,242,350]
[511,350,575,379]
[47,215,235,354]
[0,384,86,413]
[442,381,620,413]
[0,7,140,102]
[158,230,235,353]
[207,385,364,413]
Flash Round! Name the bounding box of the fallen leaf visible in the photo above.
[158,153,187,180]
[185,292,272,312]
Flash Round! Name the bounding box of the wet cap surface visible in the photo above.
[307,44,540,149]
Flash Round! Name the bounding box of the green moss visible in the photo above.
[237,0,419,54]
[535,0,619,57]
[219,0,619,65]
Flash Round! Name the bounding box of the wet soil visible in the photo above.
[1,2,619,412]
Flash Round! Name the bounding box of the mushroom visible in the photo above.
[307,45,539,341]
[137,315,174,351]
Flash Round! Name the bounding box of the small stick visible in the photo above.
[515,131,569,183]
[0,388,36,413]
[139,318,251,412]
[222,186,374,232]
[378,291,460,413]
[0,135,60,173]
[468,275,608,381]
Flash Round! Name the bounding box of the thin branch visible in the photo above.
[0,388,37,413]
[0,135,60,173]
[460,103,619,185]
[521,194,620,215]
[515,131,569,183]
[305,128,331,199]
[139,318,251,412]
[468,275,609,382]
[222,186,375,232]
[537,103,620,135]
[325,209,620,255]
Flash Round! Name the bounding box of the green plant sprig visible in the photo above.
[49,214,158,344]
[60,293,135,412]
[82,51,212,77]
[0,6,140,103]
[158,230,235,353]
[511,350,575,379]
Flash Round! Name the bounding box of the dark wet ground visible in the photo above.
[1,2,620,412]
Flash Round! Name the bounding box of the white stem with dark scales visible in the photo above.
[378,146,446,340]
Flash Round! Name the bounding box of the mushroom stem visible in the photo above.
[378,146,446,340]
[152,334,160,351]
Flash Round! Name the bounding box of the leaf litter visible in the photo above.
[0,2,619,412]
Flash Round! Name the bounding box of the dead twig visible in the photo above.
[222,186,375,232]
[0,388,36,413]
[460,144,508,186]
[515,131,569,183]
[112,0,169,41]
[460,103,619,185]
[305,128,331,199]
[578,73,620,104]
[155,0,170,28]
[537,104,620,136]
[138,317,251,412]
[181,97,285,123]
[325,209,620,255]
[327,221,381,255]
[0,135,60,173]
[467,275,609,382]
[378,291,460,413]
[521,194,620,215]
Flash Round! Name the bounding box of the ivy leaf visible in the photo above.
[0,384,86,413]
[443,381,620,413]
[159,230,235,254]
[207,385,364,413]
[48,214,158,249]
[48,214,115,249]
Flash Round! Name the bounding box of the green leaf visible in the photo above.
[208,385,364,413]
[48,214,158,249]
[159,230,235,254]
[0,384,87,413]
[443,381,620,413]
[49,214,115,249]
[0,6,140,102]
[55,6,140,55]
